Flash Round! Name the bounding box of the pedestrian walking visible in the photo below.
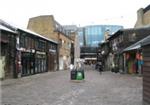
[98,61,103,74]
[69,64,74,71]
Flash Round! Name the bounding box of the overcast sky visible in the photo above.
[0,0,149,28]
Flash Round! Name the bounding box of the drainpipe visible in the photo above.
[16,34,22,78]
[123,53,127,74]
[13,35,17,78]
[138,50,142,76]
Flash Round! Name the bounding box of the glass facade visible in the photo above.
[85,26,103,47]
[78,28,84,46]
[78,25,123,47]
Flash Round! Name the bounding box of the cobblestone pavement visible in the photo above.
[1,67,142,105]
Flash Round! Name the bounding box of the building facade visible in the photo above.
[0,24,17,79]
[17,28,58,76]
[107,27,150,74]
[63,25,80,65]
[27,15,72,70]
[0,20,58,79]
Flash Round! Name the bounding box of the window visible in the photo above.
[31,38,34,49]
[52,44,56,50]
[20,33,32,49]
[129,33,136,42]
[37,40,46,50]
[25,37,29,48]
[80,42,83,46]
[20,33,26,48]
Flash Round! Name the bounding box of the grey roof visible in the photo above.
[63,25,78,29]
[123,35,150,52]
[17,27,58,44]
[0,19,58,44]
[0,19,17,31]
[123,44,141,52]
[80,53,97,55]
[0,24,16,34]
[108,26,150,40]
[63,25,78,32]
[141,35,150,46]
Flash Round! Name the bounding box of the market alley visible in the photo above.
[1,67,142,105]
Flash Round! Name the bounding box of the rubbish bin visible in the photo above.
[76,69,84,80]
[114,66,119,73]
[79,69,84,79]
[76,71,83,80]
[70,70,77,80]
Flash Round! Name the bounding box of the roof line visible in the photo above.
[18,28,58,44]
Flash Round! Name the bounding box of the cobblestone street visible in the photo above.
[1,67,142,105]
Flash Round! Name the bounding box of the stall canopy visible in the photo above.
[123,35,150,52]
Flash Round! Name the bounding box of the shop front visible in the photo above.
[47,43,58,71]
[123,50,143,75]
[0,28,16,79]
[35,51,47,73]
[21,51,35,76]
[48,51,57,71]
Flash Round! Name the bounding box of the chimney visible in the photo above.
[134,8,144,28]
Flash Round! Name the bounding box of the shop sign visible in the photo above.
[30,49,35,53]
[49,49,56,53]
[36,51,46,55]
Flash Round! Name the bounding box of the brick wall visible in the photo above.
[27,15,72,70]
[27,15,58,42]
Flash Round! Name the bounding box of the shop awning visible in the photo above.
[84,58,97,60]
[123,44,141,52]
[123,35,150,52]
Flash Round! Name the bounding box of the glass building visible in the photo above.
[78,27,84,46]
[78,25,123,64]
[78,25,123,47]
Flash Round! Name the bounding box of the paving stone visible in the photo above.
[1,66,142,105]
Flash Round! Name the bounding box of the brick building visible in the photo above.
[135,4,150,28]
[27,15,72,70]
[63,25,80,65]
